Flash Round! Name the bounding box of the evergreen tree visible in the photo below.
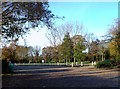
[61,32,73,63]
[73,35,86,63]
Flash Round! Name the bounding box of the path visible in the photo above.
[2,64,120,88]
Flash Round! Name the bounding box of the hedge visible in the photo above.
[95,60,116,68]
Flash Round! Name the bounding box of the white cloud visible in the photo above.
[18,27,51,49]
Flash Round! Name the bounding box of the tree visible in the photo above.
[84,33,95,53]
[98,40,110,61]
[108,19,120,64]
[2,39,18,61]
[2,46,13,61]
[61,32,73,63]
[46,21,84,63]
[46,28,60,47]
[15,45,29,63]
[46,21,84,46]
[42,46,54,63]
[57,44,64,63]
[104,48,110,60]
[89,39,100,61]
[32,46,41,63]
[46,21,85,63]
[72,35,86,63]
[27,46,34,63]
[100,45,106,61]
[1,2,57,40]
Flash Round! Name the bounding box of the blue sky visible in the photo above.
[49,2,118,36]
[18,2,118,48]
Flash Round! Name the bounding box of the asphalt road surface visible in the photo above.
[2,64,120,88]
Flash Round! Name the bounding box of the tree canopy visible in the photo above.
[108,19,120,63]
[61,32,73,62]
[72,35,86,62]
[1,2,56,40]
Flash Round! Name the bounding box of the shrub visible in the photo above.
[96,60,113,68]
[110,60,117,66]
[50,61,56,63]
[84,61,90,64]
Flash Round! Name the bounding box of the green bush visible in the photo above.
[96,60,113,68]
[84,61,90,64]
[50,61,56,63]
[110,60,117,66]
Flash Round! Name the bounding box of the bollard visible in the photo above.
[76,62,78,65]
[71,62,74,67]
[57,62,59,65]
[81,62,83,66]
[92,61,94,66]
[94,61,96,65]
[66,62,68,65]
